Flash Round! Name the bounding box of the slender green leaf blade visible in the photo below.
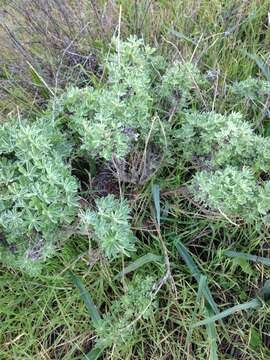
[152,184,161,226]
[115,253,162,280]
[83,344,106,360]
[168,28,197,45]
[185,275,207,351]
[175,241,219,315]
[27,61,54,99]
[241,50,270,81]
[69,271,101,324]
[224,250,270,266]
[259,279,270,300]
[205,307,219,360]
[250,327,262,349]
[193,298,261,328]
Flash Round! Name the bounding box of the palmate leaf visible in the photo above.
[0,118,78,274]
[80,194,136,259]
[180,109,270,224]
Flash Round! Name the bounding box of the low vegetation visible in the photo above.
[1,1,270,359]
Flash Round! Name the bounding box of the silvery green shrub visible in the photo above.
[1,37,207,273]
[95,275,155,349]
[80,194,136,259]
[3,35,269,274]
[180,111,270,223]
[159,61,207,108]
[0,119,79,274]
[51,36,206,161]
[230,77,270,103]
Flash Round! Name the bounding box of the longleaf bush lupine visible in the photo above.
[226,77,270,119]
[0,123,136,273]
[179,111,270,224]
[230,77,270,107]
[50,36,208,161]
[80,194,136,259]
[1,35,269,275]
[159,61,208,109]
[50,37,162,160]
[2,35,270,360]
[0,119,79,274]
[95,275,156,350]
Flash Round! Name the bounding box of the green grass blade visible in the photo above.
[259,279,270,300]
[185,275,207,352]
[175,241,220,315]
[224,250,270,266]
[27,61,54,99]
[175,240,229,338]
[152,184,160,226]
[0,83,39,112]
[167,28,197,45]
[83,344,106,360]
[241,50,270,81]
[193,298,262,328]
[205,307,218,360]
[114,253,163,280]
[69,271,101,324]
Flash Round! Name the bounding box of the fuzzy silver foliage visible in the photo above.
[180,111,270,223]
[0,118,79,274]
[52,37,205,161]
[80,194,136,259]
[95,275,155,349]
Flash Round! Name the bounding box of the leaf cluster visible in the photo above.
[179,111,270,222]
[80,194,136,259]
[159,61,207,108]
[51,36,206,160]
[230,77,270,103]
[0,119,78,274]
[95,275,156,349]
